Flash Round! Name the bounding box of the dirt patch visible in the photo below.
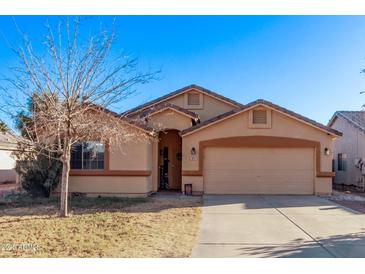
[0,197,201,258]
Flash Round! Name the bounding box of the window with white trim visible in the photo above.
[70,142,105,170]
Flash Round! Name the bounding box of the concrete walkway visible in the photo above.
[192,195,365,258]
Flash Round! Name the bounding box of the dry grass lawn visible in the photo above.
[0,197,201,258]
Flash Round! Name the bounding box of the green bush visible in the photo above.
[15,154,62,197]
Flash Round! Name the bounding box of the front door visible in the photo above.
[158,130,182,190]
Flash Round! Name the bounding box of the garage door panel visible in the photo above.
[203,147,314,194]
[204,147,313,169]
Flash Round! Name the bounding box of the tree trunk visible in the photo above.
[60,142,71,217]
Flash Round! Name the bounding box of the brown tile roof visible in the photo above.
[121,84,243,117]
[139,103,199,120]
[331,111,365,134]
[181,99,342,136]
[85,103,156,136]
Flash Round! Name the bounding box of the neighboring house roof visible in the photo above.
[181,99,343,137]
[121,84,244,117]
[328,111,365,135]
[0,132,19,150]
[139,103,199,120]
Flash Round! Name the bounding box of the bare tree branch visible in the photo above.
[0,17,158,217]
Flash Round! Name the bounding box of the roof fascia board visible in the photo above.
[182,103,340,137]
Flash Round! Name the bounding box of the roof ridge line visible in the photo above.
[181,99,342,137]
[121,84,243,117]
[138,102,199,119]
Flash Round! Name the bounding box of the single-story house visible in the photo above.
[0,132,18,184]
[328,111,365,189]
[62,84,342,197]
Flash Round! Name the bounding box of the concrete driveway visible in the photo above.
[192,195,365,258]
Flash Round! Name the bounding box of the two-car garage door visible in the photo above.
[203,147,314,194]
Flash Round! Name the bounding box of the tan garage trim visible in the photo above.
[181,136,335,178]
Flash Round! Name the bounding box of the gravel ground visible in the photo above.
[330,190,365,202]
[329,190,365,213]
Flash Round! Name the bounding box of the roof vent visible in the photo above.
[252,109,267,124]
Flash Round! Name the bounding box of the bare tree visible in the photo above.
[0,17,157,217]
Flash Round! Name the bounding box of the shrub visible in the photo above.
[15,154,62,197]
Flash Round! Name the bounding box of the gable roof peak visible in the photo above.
[181,98,342,137]
[251,99,267,105]
[139,103,199,120]
[121,84,243,117]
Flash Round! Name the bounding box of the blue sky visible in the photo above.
[1,16,365,127]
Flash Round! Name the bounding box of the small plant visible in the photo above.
[0,189,28,205]
[15,154,62,198]
[3,190,24,203]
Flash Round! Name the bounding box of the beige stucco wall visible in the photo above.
[182,107,335,195]
[331,116,365,186]
[182,176,204,194]
[109,140,152,171]
[148,109,192,131]
[66,139,154,196]
[66,176,152,197]
[315,177,333,195]
[154,90,237,122]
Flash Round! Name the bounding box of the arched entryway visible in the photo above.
[158,130,182,191]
